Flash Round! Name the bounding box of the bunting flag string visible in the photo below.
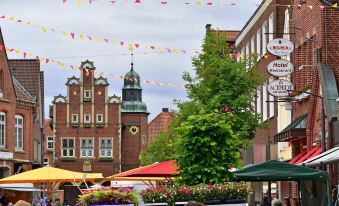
[61,0,338,10]
[0,14,201,55]
[1,44,187,89]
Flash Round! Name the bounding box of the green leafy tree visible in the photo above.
[175,32,263,185]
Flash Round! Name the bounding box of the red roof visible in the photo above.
[113,160,178,177]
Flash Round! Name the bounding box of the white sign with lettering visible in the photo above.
[0,151,13,159]
[267,38,294,56]
[267,59,294,77]
[267,79,294,97]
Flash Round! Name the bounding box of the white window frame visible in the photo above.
[46,136,54,150]
[263,83,268,121]
[71,114,78,123]
[269,77,275,118]
[99,138,113,158]
[251,36,255,65]
[0,112,5,148]
[84,90,91,98]
[96,114,103,123]
[240,47,245,61]
[15,115,23,151]
[269,13,274,41]
[257,86,262,122]
[256,29,261,62]
[262,22,267,56]
[81,138,94,158]
[84,114,91,123]
[245,42,250,71]
[61,138,75,157]
[44,157,49,166]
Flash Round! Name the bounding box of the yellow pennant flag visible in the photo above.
[42,26,47,32]
[332,3,338,8]
[28,53,34,58]
[60,63,65,69]
[128,43,133,51]
[51,59,56,64]
[62,31,67,37]
[219,3,225,8]
[26,21,31,25]
[79,34,84,40]
[77,0,83,5]
[195,2,202,5]
[95,37,100,43]
[9,16,14,21]
[14,49,21,54]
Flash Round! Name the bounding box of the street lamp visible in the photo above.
[287,90,326,152]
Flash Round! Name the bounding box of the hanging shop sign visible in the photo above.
[266,59,294,77]
[267,79,294,97]
[267,38,294,56]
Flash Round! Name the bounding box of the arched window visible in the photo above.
[0,112,5,147]
[15,115,23,151]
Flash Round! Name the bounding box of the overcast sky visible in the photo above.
[0,0,260,120]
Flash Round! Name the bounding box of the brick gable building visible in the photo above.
[0,28,43,177]
[50,60,148,177]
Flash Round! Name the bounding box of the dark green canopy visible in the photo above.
[233,160,327,181]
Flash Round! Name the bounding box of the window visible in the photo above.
[47,136,54,150]
[72,114,78,123]
[84,90,91,98]
[100,139,112,157]
[96,114,103,123]
[62,138,74,157]
[251,36,255,65]
[269,77,275,118]
[81,138,94,157]
[0,70,3,98]
[256,29,261,61]
[15,115,23,151]
[84,114,91,123]
[245,43,250,71]
[257,86,262,122]
[268,14,274,41]
[0,112,5,147]
[262,22,267,56]
[44,158,49,166]
[263,83,268,121]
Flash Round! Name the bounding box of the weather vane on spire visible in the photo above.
[130,48,134,71]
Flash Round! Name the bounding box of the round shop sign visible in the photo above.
[266,59,294,77]
[267,79,294,97]
[267,38,294,56]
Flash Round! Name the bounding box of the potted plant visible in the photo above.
[78,189,139,206]
[171,186,194,205]
[140,186,173,206]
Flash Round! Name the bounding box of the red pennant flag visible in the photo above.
[135,0,141,3]
[120,42,124,46]
[110,1,116,4]
[185,2,190,4]
[134,43,139,48]
[17,20,22,23]
[230,3,236,6]
[46,59,49,64]
[63,0,67,3]
[207,2,213,5]
[161,2,168,4]
[70,33,75,40]
[0,15,5,19]
[8,48,14,52]
[89,0,93,3]
[146,80,150,84]
[87,35,92,41]
[104,39,109,43]
[120,76,124,79]
[35,56,39,61]
[319,5,325,9]
[23,52,27,59]
[150,46,155,50]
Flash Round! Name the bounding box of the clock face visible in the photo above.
[129,126,139,135]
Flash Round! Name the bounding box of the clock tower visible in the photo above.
[121,61,149,171]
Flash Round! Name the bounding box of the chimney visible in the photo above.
[162,108,169,112]
[206,24,212,32]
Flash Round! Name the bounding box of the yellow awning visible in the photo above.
[0,166,103,184]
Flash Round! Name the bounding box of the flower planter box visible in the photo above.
[90,205,134,206]
[145,203,168,206]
